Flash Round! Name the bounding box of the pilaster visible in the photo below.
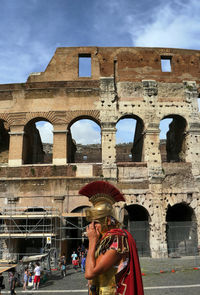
[8,125,24,166]
[185,123,200,177]
[53,124,68,165]
[101,122,117,179]
[149,198,168,258]
[143,125,163,181]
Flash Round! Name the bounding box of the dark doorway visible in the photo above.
[124,205,150,256]
[166,203,198,256]
[65,207,89,262]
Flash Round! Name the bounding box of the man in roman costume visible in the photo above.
[79,180,144,295]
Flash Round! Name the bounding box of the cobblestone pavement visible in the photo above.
[1,257,200,295]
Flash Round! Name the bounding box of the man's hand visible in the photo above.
[86,222,100,245]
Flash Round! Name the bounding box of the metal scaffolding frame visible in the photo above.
[0,206,61,261]
[0,207,89,261]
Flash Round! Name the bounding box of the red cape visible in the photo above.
[104,229,144,295]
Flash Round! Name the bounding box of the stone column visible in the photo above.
[185,123,200,177]
[143,125,163,181]
[183,81,200,176]
[8,125,24,166]
[149,197,168,258]
[114,202,125,224]
[101,122,117,179]
[53,124,68,165]
[142,80,164,180]
[194,201,200,249]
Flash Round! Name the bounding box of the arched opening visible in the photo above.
[17,207,53,256]
[65,206,89,261]
[159,115,187,162]
[166,203,197,256]
[116,116,144,162]
[23,119,53,164]
[68,118,101,163]
[0,120,10,165]
[124,205,150,256]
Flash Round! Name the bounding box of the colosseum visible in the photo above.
[0,46,199,260]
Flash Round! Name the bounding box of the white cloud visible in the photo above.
[116,119,136,144]
[127,0,200,49]
[159,118,173,139]
[36,121,53,144]
[71,120,101,145]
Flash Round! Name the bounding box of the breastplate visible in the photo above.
[91,242,118,295]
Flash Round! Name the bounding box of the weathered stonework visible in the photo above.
[0,46,199,259]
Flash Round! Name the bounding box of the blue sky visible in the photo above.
[1,0,200,143]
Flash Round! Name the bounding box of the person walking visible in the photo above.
[0,273,5,295]
[33,262,41,290]
[9,270,17,295]
[59,254,67,277]
[71,251,78,271]
[23,268,28,291]
[81,253,86,273]
[79,180,144,295]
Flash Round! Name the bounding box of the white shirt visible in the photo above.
[71,253,77,260]
[34,266,40,276]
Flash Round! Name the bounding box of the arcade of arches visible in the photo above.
[0,46,199,260]
[0,115,188,165]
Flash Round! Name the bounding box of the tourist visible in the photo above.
[59,254,67,277]
[9,270,17,295]
[33,262,41,290]
[77,246,82,267]
[79,180,144,295]
[71,251,78,270]
[0,273,5,292]
[81,253,86,273]
[23,268,28,291]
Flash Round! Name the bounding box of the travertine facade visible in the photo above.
[0,47,199,259]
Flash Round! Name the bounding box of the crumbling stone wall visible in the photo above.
[0,47,199,258]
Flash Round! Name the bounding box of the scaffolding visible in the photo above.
[0,206,61,262]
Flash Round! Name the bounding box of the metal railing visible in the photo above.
[0,206,60,216]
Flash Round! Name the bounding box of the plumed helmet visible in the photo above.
[79,181,125,222]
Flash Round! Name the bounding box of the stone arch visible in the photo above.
[23,117,53,164]
[166,202,197,256]
[25,111,61,125]
[69,204,90,214]
[66,110,100,126]
[67,115,101,163]
[0,114,12,127]
[24,207,46,212]
[15,207,50,256]
[116,114,144,162]
[159,114,187,162]
[124,204,150,256]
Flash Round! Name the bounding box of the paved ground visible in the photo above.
[1,256,200,295]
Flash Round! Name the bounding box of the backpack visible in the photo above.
[62,264,66,270]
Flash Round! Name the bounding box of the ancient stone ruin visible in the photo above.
[0,47,199,259]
